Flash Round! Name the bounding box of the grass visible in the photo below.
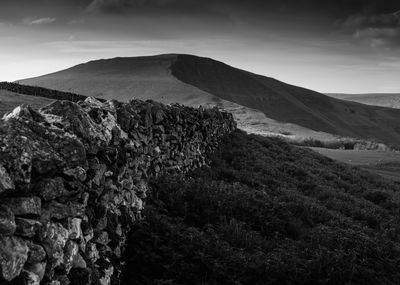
[0,90,55,116]
[309,147,400,166]
[123,130,400,285]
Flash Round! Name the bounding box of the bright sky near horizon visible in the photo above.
[1,0,400,93]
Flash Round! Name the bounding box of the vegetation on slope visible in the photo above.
[0,82,92,102]
[124,130,400,285]
[0,90,55,116]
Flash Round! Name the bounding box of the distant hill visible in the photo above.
[0,82,102,117]
[19,54,400,145]
[0,89,54,117]
[327,93,400,109]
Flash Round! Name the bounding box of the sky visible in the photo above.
[0,0,399,93]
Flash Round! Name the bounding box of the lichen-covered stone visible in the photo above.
[67,218,82,240]
[23,262,46,284]
[27,242,47,264]
[39,222,69,267]
[15,217,41,237]
[0,205,16,235]
[63,167,87,182]
[0,164,14,194]
[43,201,85,220]
[0,96,236,284]
[3,196,41,216]
[34,177,66,201]
[0,236,29,281]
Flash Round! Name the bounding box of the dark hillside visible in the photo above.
[20,54,400,145]
[124,130,400,285]
[0,82,90,102]
[171,55,400,143]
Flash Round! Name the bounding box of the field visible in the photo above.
[310,147,400,181]
[0,90,54,116]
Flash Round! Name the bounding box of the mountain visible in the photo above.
[327,93,400,109]
[20,54,400,145]
[0,89,54,117]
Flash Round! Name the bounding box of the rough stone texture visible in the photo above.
[0,97,236,284]
[0,236,29,281]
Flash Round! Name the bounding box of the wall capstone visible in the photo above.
[0,97,236,284]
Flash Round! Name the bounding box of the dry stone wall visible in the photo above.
[0,97,236,285]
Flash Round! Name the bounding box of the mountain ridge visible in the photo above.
[19,54,400,145]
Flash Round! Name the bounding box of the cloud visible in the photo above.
[87,0,177,14]
[343,13,400,29]
[23,17,56,25]
[339,11,400,49]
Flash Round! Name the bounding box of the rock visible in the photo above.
[93,231,109,245]
[67,218,82,240]
[0,236,29,281]
[73,253,86,269]
[62,240,79,273]
[21,269,41,285]
[68,268,91,285]
[0,164,14,194]
[0,205,16,235]
[34,177,66,201]
[63,167,87,182]
[99,264,114,285]
[3,197,41,217]
[0,97,236,284]
[53,274,70,285]
[85,243,99,264]
[46,281,61,285]
[39,222,69,267]
[27,242,47,264]
[23,262,46,283]
[15,217,42,237]
[43,201,85,220]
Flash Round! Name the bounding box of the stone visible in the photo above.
[34,177,66,201]
[53,274,70,285]
[85,242,99,264]
[68,268,91,285]
[99,264,114,285]
[15,217,42,237]
[23,262,46,283]
[93,231,109,246]
[21,269,41,285]
[3,196,41,216]
[0,96,236,283]
[0,164,14,194]
[27,242,47,264]
[62,240,79,273]
[72,253,87,269]
[39,222,69,267]
[0,236,29,281]
[68,218,82,240]
[43,201,85,220]
[0,205,16,235]
[63,167,87,182]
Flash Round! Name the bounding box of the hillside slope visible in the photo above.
[327,93,400,109]
[20,54,400,144]
[124,130,400,284]
[0,89,54,116]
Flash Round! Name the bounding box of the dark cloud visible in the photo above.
[87,0,181,14]
[339,10,400,49]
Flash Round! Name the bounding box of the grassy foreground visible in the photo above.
[123,130,400,285]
